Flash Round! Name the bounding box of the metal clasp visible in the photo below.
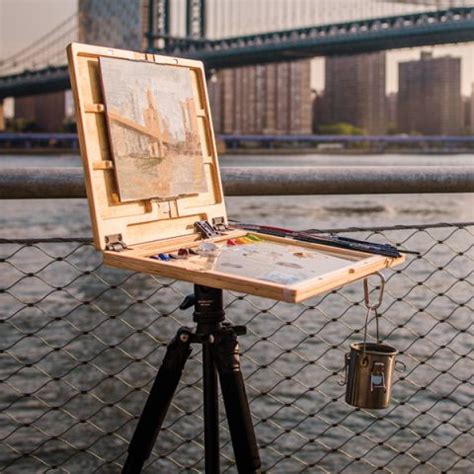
[364,272,385,311]
[370,362,386,392]
[362,272,386,352]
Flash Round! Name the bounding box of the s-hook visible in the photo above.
[361,272,386,361]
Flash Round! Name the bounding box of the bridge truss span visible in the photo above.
[0,5,473,98]
[163,7,474,68]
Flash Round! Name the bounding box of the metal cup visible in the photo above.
[344,342,398,409]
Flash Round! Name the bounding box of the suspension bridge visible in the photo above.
[0,1,473,99]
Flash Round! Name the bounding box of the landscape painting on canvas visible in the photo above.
[99,57,207,201]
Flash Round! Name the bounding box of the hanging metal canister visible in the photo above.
[345,341,398,409]
[343,273,401,409]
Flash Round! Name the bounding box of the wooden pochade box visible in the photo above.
[67,43,404,303]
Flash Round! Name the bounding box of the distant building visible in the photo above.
[462,96,471,133]
[311,90,319,133]
[397,52,463,135]
[208,77,222,133]
[471,84,474,133]
[318,52,387,135]
[0,101,5,131]
[15,91,66,133]
[386,92,398,133]
[209,61,312,135]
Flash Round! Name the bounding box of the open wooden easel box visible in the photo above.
[67,43,404,303]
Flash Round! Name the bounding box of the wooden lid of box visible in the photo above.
[67,43,227,250]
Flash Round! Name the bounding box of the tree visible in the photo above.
[316,122,365,135]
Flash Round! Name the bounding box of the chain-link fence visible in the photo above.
[1,223,472,473]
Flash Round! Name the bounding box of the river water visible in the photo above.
[0,153,472,473]
[0,152,472,238]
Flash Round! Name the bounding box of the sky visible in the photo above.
[0,0,77,58]
[0,0,473,97]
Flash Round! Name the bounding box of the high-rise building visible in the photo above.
[207,77,222,133]
[210,61,312,135]
[386,92,398,133]
[0,101,5,131]
[397,52,462,135]
[471,84,474,134]
[15,92,66,132]
[462,96,471,133]
[319,52,387,135]
[311,90,319,133]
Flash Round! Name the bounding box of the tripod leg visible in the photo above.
[122,327,193,474]
[213,327,261,474]
[203,340,220,473]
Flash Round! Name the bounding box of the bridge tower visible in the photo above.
[146,0,206,49]
[186,0,206,38]
[146,0,170,50]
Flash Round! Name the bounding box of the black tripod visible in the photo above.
[122,285,261,473]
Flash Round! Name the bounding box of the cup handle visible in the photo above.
[338,353,350,386]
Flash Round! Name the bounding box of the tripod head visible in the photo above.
[180,285,225,332]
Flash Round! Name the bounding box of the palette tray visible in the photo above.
[103,229,403,303]
[67,42,404,303]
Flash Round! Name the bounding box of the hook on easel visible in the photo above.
[363,271,385,311]
[362,272,386,349]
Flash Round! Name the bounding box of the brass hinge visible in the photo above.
[211,216,227,232]
[195,218,228,239]
[105,233,128,252]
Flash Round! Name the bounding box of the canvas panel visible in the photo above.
[99,57,208,202]
[67,43,226,250]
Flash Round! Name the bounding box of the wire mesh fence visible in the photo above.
[0,222,472,473]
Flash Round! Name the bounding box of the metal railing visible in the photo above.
[1,167,473,199]
[1,222,472,472]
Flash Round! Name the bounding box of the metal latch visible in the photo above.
[370,362,386,392]
[105,233,128,252]
[195,220,219,239]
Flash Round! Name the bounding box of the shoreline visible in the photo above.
[1,147,472,156]
[223,147,474,156]
[0,148,79,155]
